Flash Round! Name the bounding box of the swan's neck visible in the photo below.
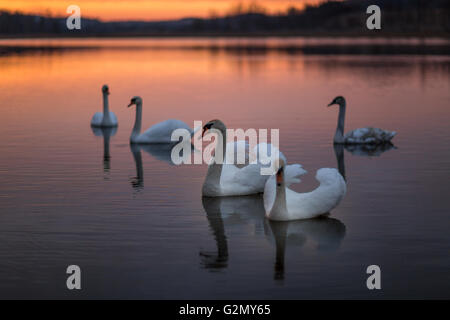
[131,102,142,141]
[217,126,227,163]
[267,180,288,220]
[203,163,224,196]
[334,102,346,144]
[202,127,227,196]
[334,144,346,182]
[102,93,111,122]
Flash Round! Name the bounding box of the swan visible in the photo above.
[201,119,306,197]
[264,159,346,221]
[91,85,118,128]
[328,96,396,144]
[127,96,197,144]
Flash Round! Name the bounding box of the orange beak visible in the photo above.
[276,168,283,186]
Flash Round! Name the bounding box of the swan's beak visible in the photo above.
[202,123,213,137]
[276,167,283,186]
[328,101,335,107]
[127,102,134,108]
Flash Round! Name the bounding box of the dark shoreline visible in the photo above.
[1,31,449,39]
[2,44,450,56]
[2,34,449,56]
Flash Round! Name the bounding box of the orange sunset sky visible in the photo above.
[0,0,326,21]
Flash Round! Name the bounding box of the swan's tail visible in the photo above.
[377,128,396,142]
[386,130,397,141]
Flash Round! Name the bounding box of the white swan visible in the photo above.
[91,85,118,128]
[264,159,346,221]
[201,119,306,197]
[328,96,396,144]
[127,96,196,144]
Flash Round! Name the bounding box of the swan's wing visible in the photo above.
[314,168,347,206]
[252,143,286,165]
[375,128,396,141]
[225,140,250,165]
[221,163,267,195]
[386,130,397,140]
[91,112,103,126]
[345,127,397,144]
[108,112,118,126]
[140,119,191,143]
[225,142,286,168]
[285,188,321,220]
[285,168,346,220]
[284,164,307,186]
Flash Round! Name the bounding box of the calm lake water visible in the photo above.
[0,38,449,299]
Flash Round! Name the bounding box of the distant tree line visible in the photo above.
[0,0,449,36]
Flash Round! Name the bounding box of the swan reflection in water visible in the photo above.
[200,195,265,270]
[130,141,195,190]
[201,196,346,279]
[334,143,397,181]
[268,217,346,281]
[91,126,117,177]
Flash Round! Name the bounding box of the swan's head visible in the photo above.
[102,85,110,95]
[328,96,345,107]
[275,158,286,187]
[202,119,226,137]
[128,96,142,107]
